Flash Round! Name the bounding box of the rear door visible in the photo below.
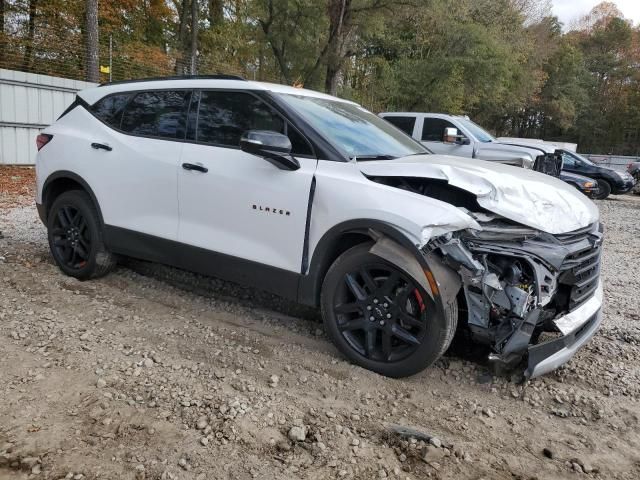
[86,89,190,240]
[177,90,317,273]
[381,115,417,137]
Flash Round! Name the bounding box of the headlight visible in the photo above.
[584,181,595,188]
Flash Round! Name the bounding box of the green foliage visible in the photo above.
[0,0,638,154]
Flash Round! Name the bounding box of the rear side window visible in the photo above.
[383,116,416,136]
[422,118,457,141]
[92,93,131,127]
[120,90,191,139]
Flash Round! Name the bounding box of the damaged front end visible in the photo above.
[425,215,604,378]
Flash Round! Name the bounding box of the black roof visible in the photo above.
[98,74,246,87]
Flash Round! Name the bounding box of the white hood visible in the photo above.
[358,154,599,234]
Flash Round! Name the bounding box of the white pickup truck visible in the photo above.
[379,112,563,176]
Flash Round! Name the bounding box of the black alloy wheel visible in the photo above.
[332,263,430,363]
[321,243,454,378]
[51,205,91,270]
[47,190,116,280]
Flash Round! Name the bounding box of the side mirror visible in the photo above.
[240,130,300,171]
[444,127,469,145]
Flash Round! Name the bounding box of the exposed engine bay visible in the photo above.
[368,175,604,376]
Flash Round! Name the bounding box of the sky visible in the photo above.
[552,0,640,27]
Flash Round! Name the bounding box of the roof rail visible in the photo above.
[98,74,246,87]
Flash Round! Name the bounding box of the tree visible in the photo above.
[190,0,199,73]
[22,0,38,71]
[85,0,99,82]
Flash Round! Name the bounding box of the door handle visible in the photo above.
[182,163,208,173]
[91,142,112,151]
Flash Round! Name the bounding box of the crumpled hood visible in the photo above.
[358,154,599,234]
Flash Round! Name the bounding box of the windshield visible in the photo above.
[276,93,428,159]
[457,118,495,143]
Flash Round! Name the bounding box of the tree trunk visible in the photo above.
[85,0,99,82]
[190,0,198,74]
[0,0,5,65]
[324,0,352,95]
[209,0,223,26]
[176,0,190,74]
[22,0,38,72]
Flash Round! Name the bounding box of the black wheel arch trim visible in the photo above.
[41,171,105,227]
[297,219,438,307]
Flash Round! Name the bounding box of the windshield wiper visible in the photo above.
[352,154,397,161]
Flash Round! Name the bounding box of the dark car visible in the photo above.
[560,171,599,198]
[628,162,640,195]
[560,150,635,200]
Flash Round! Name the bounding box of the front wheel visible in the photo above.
[593,180,611,200]
[320,243,455,378]
[47,190,117,280]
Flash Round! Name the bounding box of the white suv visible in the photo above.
[35,76,604,378]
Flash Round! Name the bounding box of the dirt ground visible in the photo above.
[1,167,639,480]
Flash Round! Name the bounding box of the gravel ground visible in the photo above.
[1,178,640,479]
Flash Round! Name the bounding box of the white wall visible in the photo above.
[0,69,97,165]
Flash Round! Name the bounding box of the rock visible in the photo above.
[196,416,208,430]
[178,458,188,470]
[96,378,107,388]
[200,437,209,446]
[422,445,445,463]
[429,437,442,448]
[350,438,360,446]
[482,407,495,418]
[269,375,279,387]
[143,358,154,368]
[20,457,39,469]
[288,426,307,442]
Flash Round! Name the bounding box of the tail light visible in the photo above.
[36,133,53,151]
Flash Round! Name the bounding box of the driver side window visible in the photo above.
[188,90,313,156]
[421,118,458,142]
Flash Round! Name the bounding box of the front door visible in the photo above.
[178,90,317,273]
[420,117,473,157]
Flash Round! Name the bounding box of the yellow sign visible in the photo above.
[100,65,110,74]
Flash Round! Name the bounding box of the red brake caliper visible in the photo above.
[413,289,426,313]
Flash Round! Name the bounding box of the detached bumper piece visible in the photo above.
[527,281,603,378]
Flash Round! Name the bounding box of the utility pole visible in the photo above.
[109,34,112,82]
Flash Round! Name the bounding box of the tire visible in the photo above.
[594,180,611,200]
[320,243,455,378]
[47,190,116,280]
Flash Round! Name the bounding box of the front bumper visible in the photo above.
[526,281,603,378]
[612,178,635,194]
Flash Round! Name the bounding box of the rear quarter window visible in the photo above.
[91,93,132,128]
[120,90,191,140]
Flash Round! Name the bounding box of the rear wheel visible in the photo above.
[47,190,116,280]
[321,243,454,378]
[594,179,611,200]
